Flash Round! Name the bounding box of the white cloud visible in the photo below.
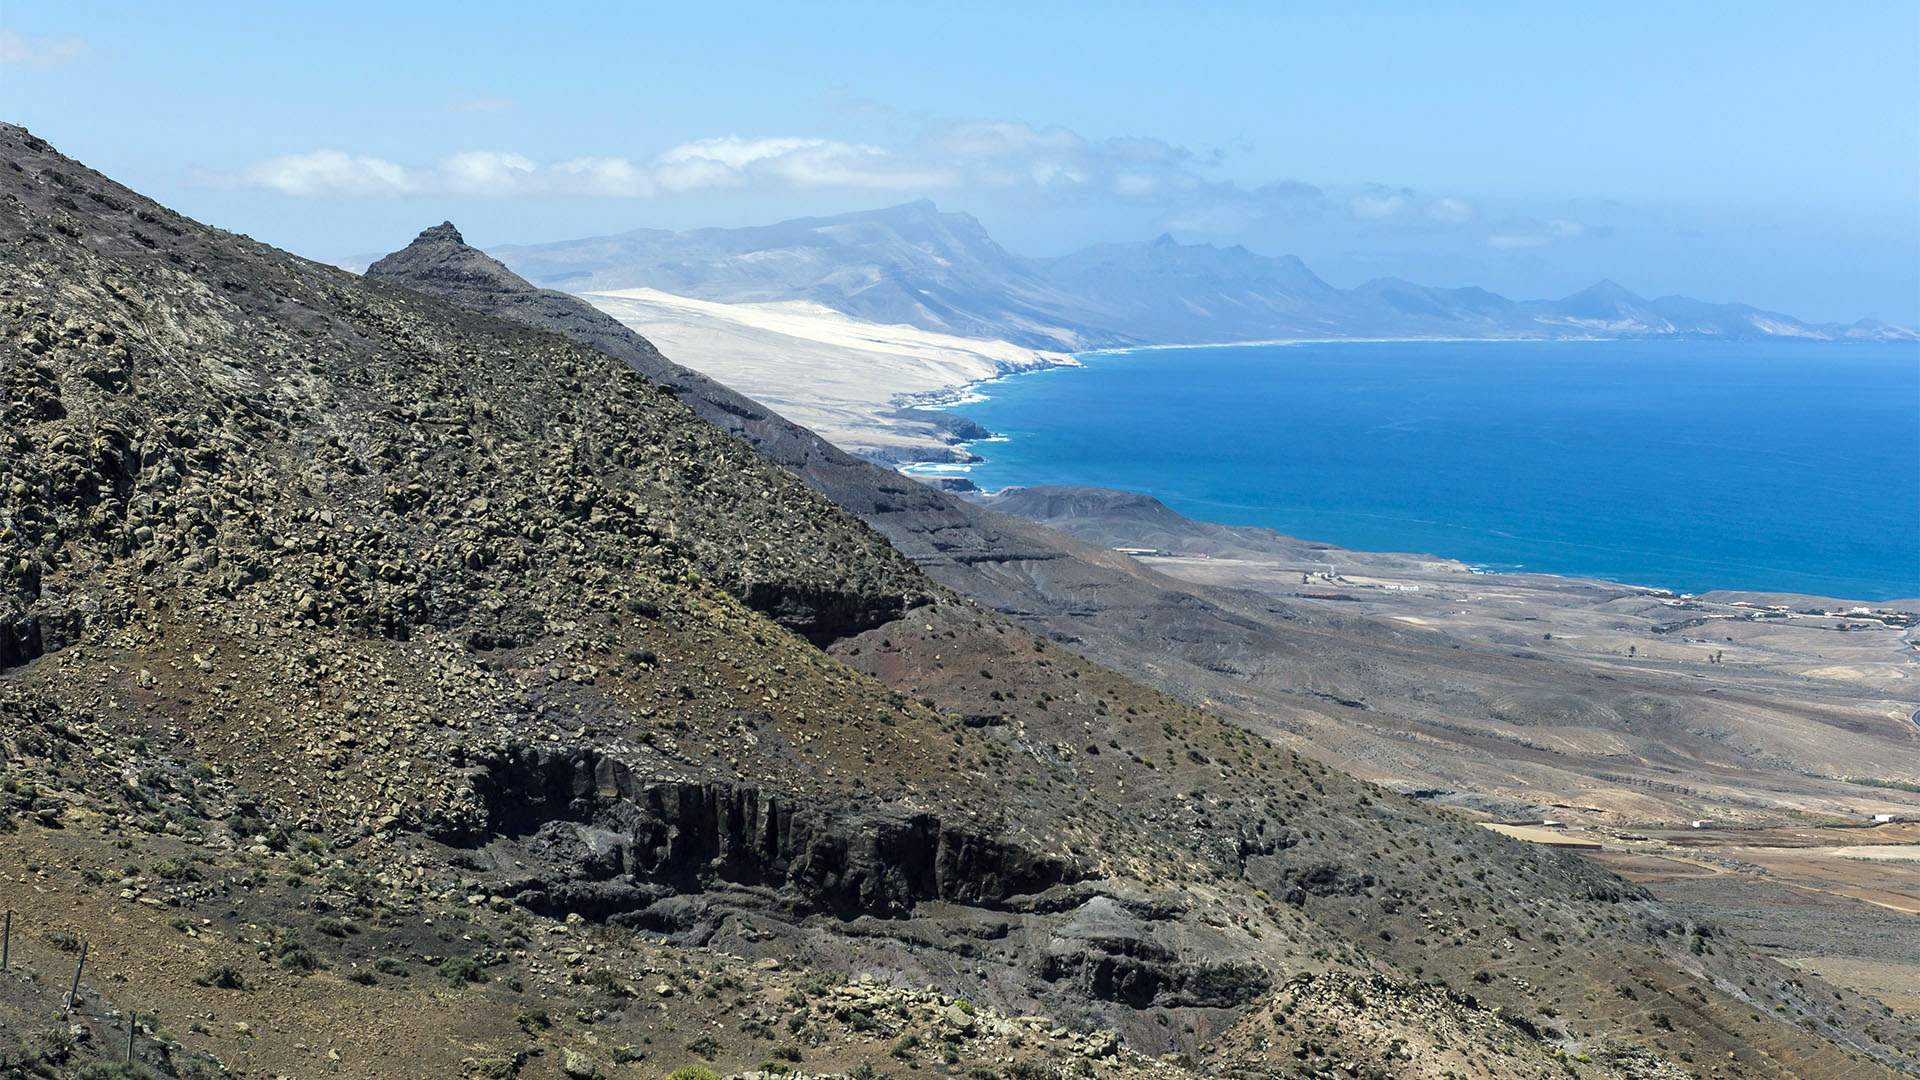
[765,144,955,191]
[648,136,954,192]
[547,156,656,198]
[438,151,538,196]
[928,121,1089,159]
[1487,218,1584,249]
[217,121,1433,239]
[240,150,417,198]
[222,121,1210,202]
[918,122,1200,199]
[1426,197,1476,223]
[656,136,830,172]
[0,30,88,69]
[1350,192,1409,220]
[223,136,963,199]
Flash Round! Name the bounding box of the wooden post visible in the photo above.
[127,1012,136,1061]
[64,941,87,1016]
[1,908,10,970]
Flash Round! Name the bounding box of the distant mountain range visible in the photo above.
[491,200,1915,351]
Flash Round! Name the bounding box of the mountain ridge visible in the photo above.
[488,199,1915,350]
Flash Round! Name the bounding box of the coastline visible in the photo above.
[576,286,1080,463]
[1077,330,1920,355]
[1076,333,1608,355]
[898,338,1920,608]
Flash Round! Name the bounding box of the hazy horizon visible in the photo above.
[5,2,1916,325]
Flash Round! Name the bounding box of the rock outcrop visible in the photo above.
[455,745,1081,920]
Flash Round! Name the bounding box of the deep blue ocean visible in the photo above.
[920,340,1920,601]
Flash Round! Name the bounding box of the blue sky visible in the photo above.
[4,1,1917,324]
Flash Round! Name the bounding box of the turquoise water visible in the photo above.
[924,340,1920,601]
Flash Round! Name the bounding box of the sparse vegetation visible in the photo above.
[0,123,1910,1080]
[195,965,247,990]
[439,956,488,984]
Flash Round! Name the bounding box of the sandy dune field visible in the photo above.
[579,287,1073,460]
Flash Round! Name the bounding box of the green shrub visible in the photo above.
[665,1068,719,1080]
[797,969,844,995]
[439,956,488,984]
[195,965,247,990]
[278,945,322,975]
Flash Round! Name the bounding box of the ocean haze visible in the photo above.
[929,339,1920,601]
[12,5,1914,324]
[491,201,1914,351]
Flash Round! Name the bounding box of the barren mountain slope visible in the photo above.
[370,226,1920,831]
[978,488,1920,824]
[3,124,1915,1080]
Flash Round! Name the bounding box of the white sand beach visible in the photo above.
[579,287,1075,461]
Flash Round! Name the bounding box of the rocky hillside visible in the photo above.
[366,222,969,517]
[975,486,1354,562]
[3,122,1917,1080]
[366,220,1149,622]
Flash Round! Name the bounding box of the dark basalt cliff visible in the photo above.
[453,745,1082,921]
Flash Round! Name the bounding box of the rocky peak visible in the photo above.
[367,220,517,287]
[416,220,465,245]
